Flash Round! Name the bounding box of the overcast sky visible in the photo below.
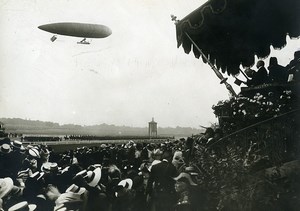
[0,0,299,128]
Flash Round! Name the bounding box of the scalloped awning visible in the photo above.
[176,0,300,75]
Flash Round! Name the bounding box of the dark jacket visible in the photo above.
[146,160,178,195]
[268,64,288,83]
[247,67,269,86]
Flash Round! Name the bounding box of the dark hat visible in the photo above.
[245,68,255,77]
[162,149,173,160]
[269,57,278,66]
[256,60,265,68]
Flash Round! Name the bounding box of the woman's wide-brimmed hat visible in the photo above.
[85,167,101,187]
[118,178,133,190]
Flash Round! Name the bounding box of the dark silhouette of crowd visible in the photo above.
[0,136,211,211]
[239,50,300,87]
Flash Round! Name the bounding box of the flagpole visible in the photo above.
[183,32,237,97]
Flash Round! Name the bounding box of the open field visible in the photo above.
[23,138,173,153]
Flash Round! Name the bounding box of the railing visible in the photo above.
[209,109,300,168]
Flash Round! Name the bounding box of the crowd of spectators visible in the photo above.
[236,49,300,87]
[0,137,210,211]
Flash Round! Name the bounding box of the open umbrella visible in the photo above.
[175,0,300,76]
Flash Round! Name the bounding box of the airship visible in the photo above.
[38,22,112,44]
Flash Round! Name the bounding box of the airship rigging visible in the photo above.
[38,22,112,44]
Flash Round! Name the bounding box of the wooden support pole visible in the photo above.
[184,32,237,97]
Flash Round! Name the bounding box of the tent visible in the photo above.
[175,0,300,76]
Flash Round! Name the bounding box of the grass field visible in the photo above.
[24,138,173,153]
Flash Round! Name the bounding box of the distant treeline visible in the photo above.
[0,118,203,137]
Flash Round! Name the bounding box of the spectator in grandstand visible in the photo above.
[286,49,300,82]
[268,57,288,83]
[199,128,215,145]
[246,60,269,86]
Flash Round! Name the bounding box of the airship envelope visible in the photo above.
[38,22,112,38]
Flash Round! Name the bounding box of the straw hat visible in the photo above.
[66,184,86,196]
[0,144,12,154]
[85,167,101,187]
[28,148,40,159]
[55,192,82,205]
[11,140,22,148]
[0,177,14,199]
[8,201,36,211]
[118,178,133,190]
